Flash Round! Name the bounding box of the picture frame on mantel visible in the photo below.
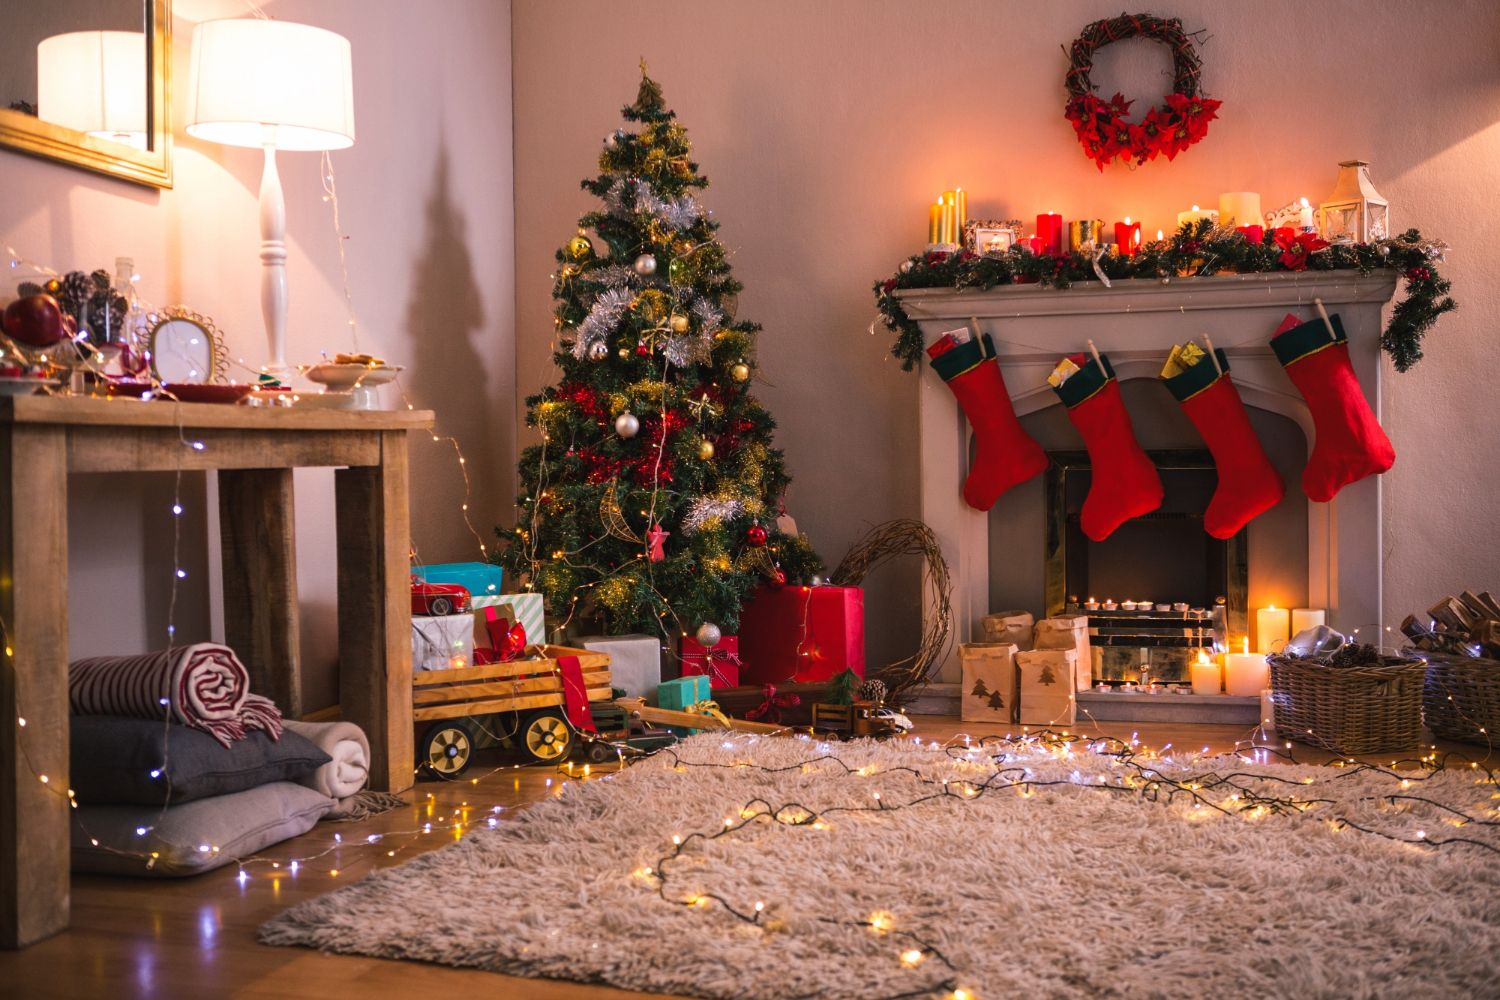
[0,0,172,188]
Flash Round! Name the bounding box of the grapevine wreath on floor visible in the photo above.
[1064,13,1221,169]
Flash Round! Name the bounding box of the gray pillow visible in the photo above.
[70,715,330,805]
[71,781,335,876]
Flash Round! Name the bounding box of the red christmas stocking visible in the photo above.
[928,332,1048,511]
[1271,313,1394,502]
[1162,346,1285,538]
[1051,352,1163,541]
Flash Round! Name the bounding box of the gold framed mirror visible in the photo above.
[146,307,226,384]
[0,0,171,188]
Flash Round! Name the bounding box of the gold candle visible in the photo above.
[954,187,967,246]
[1068,218,1105,251]
[941,190,956,245]
[928,197,942,244]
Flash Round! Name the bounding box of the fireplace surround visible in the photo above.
[897,271,1399,686]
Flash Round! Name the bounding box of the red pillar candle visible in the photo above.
[1113,216,1141,256]
[1236,224,1265,244]
[1036,212,1064,256]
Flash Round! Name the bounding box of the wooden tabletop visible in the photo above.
[0,394,435,431]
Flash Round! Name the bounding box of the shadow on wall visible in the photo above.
[401,144,501,563]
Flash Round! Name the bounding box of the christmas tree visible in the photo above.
[499,66,820,640]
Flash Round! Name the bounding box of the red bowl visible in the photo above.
[158,383,255,404]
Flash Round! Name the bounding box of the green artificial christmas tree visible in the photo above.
[498,66,820,641]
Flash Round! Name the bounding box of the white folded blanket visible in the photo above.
[279,719,406,821]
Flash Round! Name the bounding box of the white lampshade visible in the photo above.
[186,19,354,151]
[37,31,148,148]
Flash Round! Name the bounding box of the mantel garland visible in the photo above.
[873,224,1454,373]
[1064,13,1220,169]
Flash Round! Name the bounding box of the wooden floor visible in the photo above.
[1,716,1484,999]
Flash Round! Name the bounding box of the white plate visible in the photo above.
[301,362,403,390]
[0,377,61,396]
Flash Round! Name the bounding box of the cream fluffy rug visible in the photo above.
[260,733,1500,998]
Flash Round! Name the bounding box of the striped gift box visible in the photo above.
[471,592,546,648]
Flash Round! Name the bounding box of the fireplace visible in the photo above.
[1044,449,1246,684]
[897,271,1397,693]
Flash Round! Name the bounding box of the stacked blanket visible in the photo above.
[70,643,283,746]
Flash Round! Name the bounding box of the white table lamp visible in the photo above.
[185,18,355,375]
[37,31,148,150]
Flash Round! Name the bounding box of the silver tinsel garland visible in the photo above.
[681,497,744,534]
[604,178,702,232]
[572,287,633,360]
[592,264,639,290]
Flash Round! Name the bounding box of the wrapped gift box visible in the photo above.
[681,636,740,689]
[411,613,474,672]
[960,642,1018,723]
[1033,615,1092,691]
[413,561,504,599]
[738,584,865,685]
[657,673,712,711]
[580,634,662,701]
[1015,648,1077,726]
[471,592,546,649]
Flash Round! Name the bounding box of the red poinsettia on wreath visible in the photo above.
[1274,229,1330,272]
[1065,90,1222,171]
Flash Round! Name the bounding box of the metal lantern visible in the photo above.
[1317,160,1389,243]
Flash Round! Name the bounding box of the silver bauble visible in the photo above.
[694,622,722,648]
[614,411,640,438]
[587,341,609,362]
[809,574,827,587]
[633,253,658,276]
[898,260,914,274]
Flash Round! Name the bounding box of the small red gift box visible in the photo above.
[738,584,865,685]
[680,635,740,689]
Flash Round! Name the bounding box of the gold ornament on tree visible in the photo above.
[567,230,594,260]
[669,313,689,333]
[696,438,715,461]
[731,362,750,383]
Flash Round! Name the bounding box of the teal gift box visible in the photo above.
[413,562,504,599]
[657,674,711,711]
[656,674,712,737]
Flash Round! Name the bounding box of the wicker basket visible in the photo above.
[1268,653,1426,755]
[1420,651,1500,746]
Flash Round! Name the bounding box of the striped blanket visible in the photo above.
[69,644,283,747]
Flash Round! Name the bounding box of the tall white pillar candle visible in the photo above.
[1256,605,1290,653]
[1291,608,1326,636]
[1225,652,1270,697]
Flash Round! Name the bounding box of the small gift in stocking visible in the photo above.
[928,330,1048,511]
[1050,351,1163,541]
[1271,313,1394,502]
[1161,342,1285,538]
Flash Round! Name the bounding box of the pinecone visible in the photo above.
[87,288,128,346]
[857,678,887,705]
[16,281,42,298]
[54,271,91,323]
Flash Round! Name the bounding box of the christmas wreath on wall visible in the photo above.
[1064,13,1221,170]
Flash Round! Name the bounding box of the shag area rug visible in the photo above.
[260,733,1500,998]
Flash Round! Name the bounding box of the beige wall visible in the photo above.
[513,0,1500,665]
[1,0,514,710]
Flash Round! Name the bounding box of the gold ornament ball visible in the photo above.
[669,313,689,333]
[567,231,594,260]
[697,438,715,461]
[731,363,750,383]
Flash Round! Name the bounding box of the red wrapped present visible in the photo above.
[680,635,740,689]
[738,584,865,685]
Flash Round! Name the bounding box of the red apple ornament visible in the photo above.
[3,294,67,347]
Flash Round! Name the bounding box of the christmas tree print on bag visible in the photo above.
[1270,312,1395,502]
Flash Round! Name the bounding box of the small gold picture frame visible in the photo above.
[964,219,1023,255]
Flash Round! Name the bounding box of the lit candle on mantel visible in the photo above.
[1036,211,1064,256]
[1256,605,1291,653]
[1190,649,1221,696]
[954,187,967,244]
[1176,204,1219,229]
[1217,191,1261,229]
[1113,216,1141,256]
[1225,638,1270,697]
[928,197,942,245]
[940,191,956,245]
[1296,197,1315,231]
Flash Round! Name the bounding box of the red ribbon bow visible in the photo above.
[744,683,800,724]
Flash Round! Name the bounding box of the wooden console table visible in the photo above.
[0,395,434,948]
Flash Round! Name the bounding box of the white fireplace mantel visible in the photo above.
[897,271,1399,682]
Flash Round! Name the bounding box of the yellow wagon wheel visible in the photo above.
[518,709,573,763]
[420,720,474,779]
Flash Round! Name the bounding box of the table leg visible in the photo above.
[218,469,301,717]
[0,425,70,948]
[335,432,414,793]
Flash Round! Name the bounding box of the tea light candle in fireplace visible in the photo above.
[1256,605,1291,652]
[1121,600,1138,611]
[1190,650,1222,695]
[1102,599,1118,611]
[1225,649,1270,697]
[1084,597,1100,611]
[1291,608,1326,635]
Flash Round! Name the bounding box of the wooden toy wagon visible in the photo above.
[412,645,614,776]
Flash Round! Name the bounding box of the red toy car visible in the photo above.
[411,575,471,616]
